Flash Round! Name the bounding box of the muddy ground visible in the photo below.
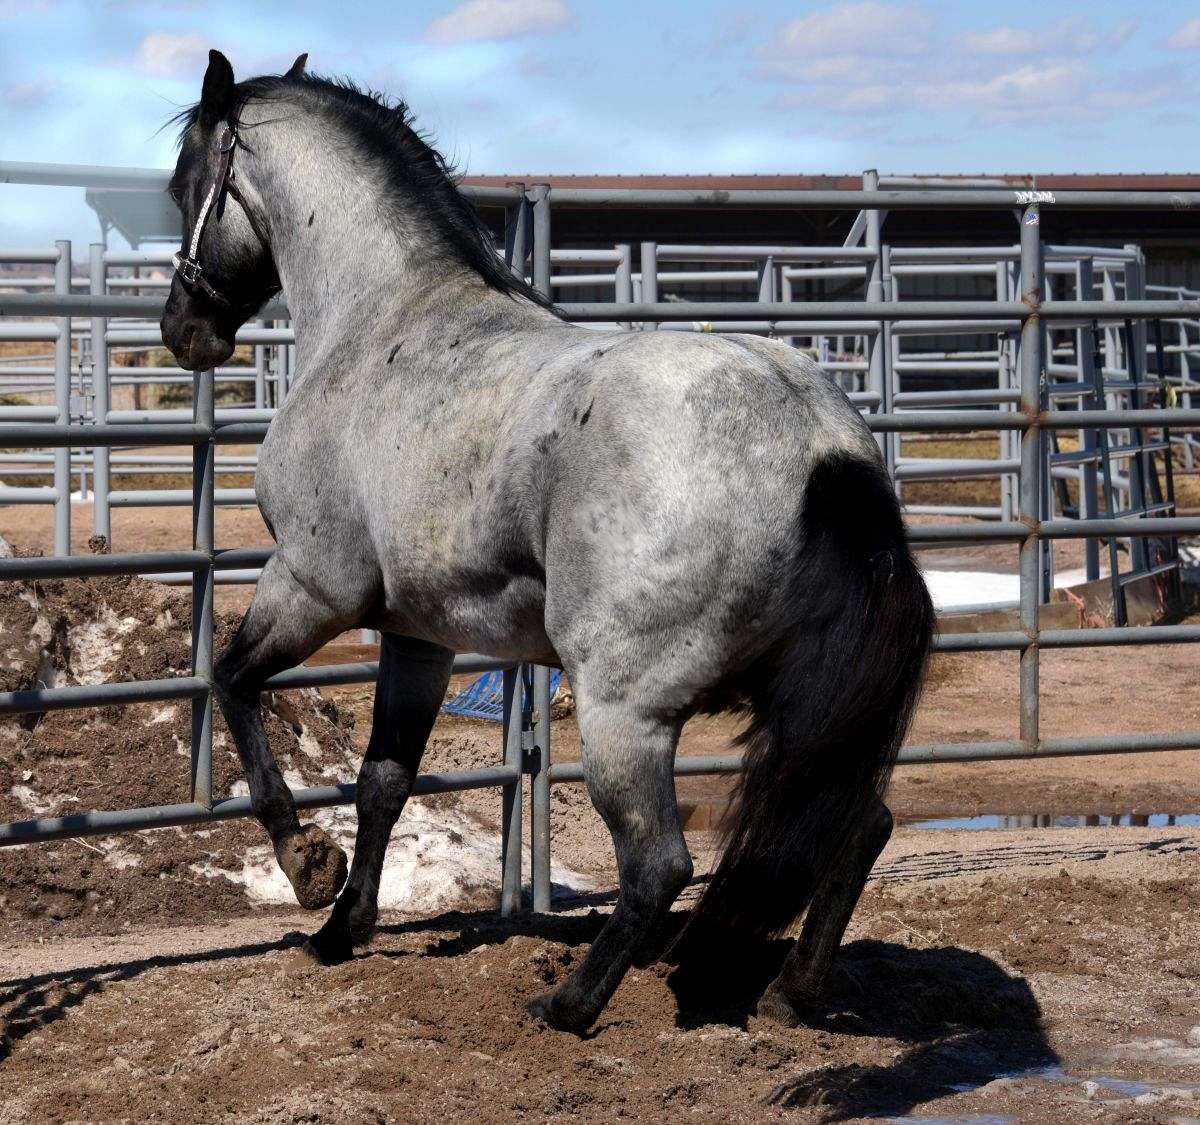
[3,516,1200,1121]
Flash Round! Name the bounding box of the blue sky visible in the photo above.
[3,0,1200,245]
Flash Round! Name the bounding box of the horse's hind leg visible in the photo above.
[529,700,692,1034]
[305,634,454,965]
[756,795,893,1026]
[213,555,356,909]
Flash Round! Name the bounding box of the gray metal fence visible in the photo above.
[2,176,1200,918]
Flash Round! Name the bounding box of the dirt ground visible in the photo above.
[4,510,1200,1121]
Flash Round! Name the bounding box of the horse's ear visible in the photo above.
[285,53,308,79]
[199,49,236,128]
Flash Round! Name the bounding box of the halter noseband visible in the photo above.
[172,124,280,312]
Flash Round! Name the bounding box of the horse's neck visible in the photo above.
[244,115,536,362]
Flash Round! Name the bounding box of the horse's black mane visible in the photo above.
[174,72,544,304]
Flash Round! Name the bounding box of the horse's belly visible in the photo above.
[372,568,555,663]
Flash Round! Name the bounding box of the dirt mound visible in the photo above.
[0,565,363,939]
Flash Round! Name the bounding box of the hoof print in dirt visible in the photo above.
[275,825,348,910]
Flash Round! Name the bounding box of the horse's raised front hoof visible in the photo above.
[755,979,822,1028]
[527,990,594,1036]
[275,824,348,910]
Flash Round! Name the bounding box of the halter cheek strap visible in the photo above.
[173,125,279,312]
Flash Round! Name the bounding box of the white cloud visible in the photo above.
[960,25,1036,54]
[961,18,1136,56]
[132,31,208,76]
[1167,18,1200,49]
[3,78,57,107]
[0,0,53,14]
[914,61,1087,119]
[426,0,570,44]
[761,6,1160,127]
[776,2,931,55]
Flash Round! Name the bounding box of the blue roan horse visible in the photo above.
[160,50,934,1033]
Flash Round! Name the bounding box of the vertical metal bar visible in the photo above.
[1177,318,1194,469]
[53,240,71,556]
[880,241,897,492]
[615,243,633,327]
[1018,205,1042,752]
[190,368,215,809]
[1090,322,1125,624]
[640,241,657,330]
[1121,319,1150,575]
[254,338,266,410]
[530,184,552,300]
[500,665,524,915]
[997,259,1015,522]
[89,243,111,545]
[863,171,887,462]
[1077,259,1100,580]
[507,185,528,280]
[1039,274,1054,601]
[530,664,552,913]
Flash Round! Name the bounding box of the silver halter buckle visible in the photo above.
[172,253,203,287]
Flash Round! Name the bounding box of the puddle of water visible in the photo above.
[909,813,1200,831]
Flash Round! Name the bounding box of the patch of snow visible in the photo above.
[296,725,323,760]
[195,801,592,913]
[9,784,55,815]
[145,705,178,726]
[922,565,1109,612]
[68,606,140,684]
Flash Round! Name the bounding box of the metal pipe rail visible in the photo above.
[4,181,1200,921]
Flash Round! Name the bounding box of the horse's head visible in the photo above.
[161,49,304,370]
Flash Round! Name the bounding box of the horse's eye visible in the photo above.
[168,187,184,206]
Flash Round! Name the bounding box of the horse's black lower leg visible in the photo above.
[529,704,691,1034]
[306,634,454,964]
[756,796,893,1025]
[213,556,351,909]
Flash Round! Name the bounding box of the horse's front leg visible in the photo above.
[305,633,455,964]
[213,554,355,909]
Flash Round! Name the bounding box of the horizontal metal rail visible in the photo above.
[547,187,1200,210]
[0,764,521,847]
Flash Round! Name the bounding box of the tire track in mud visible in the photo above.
[551,833,1200,911]
[870,833,1199,883]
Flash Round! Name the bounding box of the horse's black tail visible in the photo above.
[691,450,934,939]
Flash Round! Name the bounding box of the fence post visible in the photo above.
[1018,205,1043,753]
[53,240,71,556]
[190,368,215,809]
[500,665,524,915]
[863,172,889,470]
[530,664,552,912]
[89,243,111,544]
[530,184,552,300]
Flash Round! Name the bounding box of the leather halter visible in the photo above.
[172,124,280,312]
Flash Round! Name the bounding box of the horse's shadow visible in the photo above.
[382,904,1057,1122]
[667,926,1057,1121]
[2,905,1055,1122]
